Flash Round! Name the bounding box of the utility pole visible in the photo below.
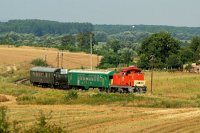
[57,52,60,68]
[150,55,155,94]
[44,54,47,62]
[151,67,153,94]
[61,50,63,68]
[97,55,99,66]
[90,33,93,70]
[44,48,47,62]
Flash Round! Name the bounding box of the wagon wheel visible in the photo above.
[119,88,123,93]
[99,88,105,92]
[107,88,111,93]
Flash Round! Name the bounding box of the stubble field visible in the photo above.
[0,45,99,68]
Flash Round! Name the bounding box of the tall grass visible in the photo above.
[145,71,200,99]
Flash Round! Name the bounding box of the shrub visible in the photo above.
[26,110,64,133]
[0,96,9,102]
[31,58,49,66]
[97,63,116,69]
[65,90,78,100]
[0,106,9,133]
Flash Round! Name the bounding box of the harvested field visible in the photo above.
[2,103,200,133]
[1,94,200,133]
[0,45,100,68]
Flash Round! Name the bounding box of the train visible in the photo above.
[30,66,147,93]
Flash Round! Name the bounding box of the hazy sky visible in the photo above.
[0,0,199,27]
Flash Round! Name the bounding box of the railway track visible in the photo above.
[14,78,29,84]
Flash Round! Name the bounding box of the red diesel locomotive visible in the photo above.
[110,66,147,93]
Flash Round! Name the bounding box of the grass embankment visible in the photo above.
[1,66,200,108]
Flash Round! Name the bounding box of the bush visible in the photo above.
[25,110,64,133]
[97,63,116,69]
[64,90,78,100]
[0,96,9,102]
[0,106,9,133]
[31,58,49,66]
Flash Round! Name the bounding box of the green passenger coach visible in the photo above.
[68,70,115,90]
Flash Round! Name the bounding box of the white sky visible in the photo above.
[0,0,199,27]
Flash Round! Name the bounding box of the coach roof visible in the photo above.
[30,67,60,73]
[68,69,115,75]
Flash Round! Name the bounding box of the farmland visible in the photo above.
[0,46,200,132]
[0,45,100,69]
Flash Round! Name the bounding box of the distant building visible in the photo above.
[183,63,200,73]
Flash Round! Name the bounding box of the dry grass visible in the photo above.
[0,45,100,69]
[144,71,200,99]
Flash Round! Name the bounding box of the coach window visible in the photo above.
[42,72,45,77]
[45,73,48,78]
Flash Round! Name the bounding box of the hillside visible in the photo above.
[0,45,100,69]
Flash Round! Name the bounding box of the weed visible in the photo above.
[196,94,200,99]
[0,106,9,133]
[65,90,78,100]
[13,120,21,133]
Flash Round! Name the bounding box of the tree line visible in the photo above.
[95,24,200,41]
[0,19,93,36]
[0,19,200,41]
[137,32,200,70]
